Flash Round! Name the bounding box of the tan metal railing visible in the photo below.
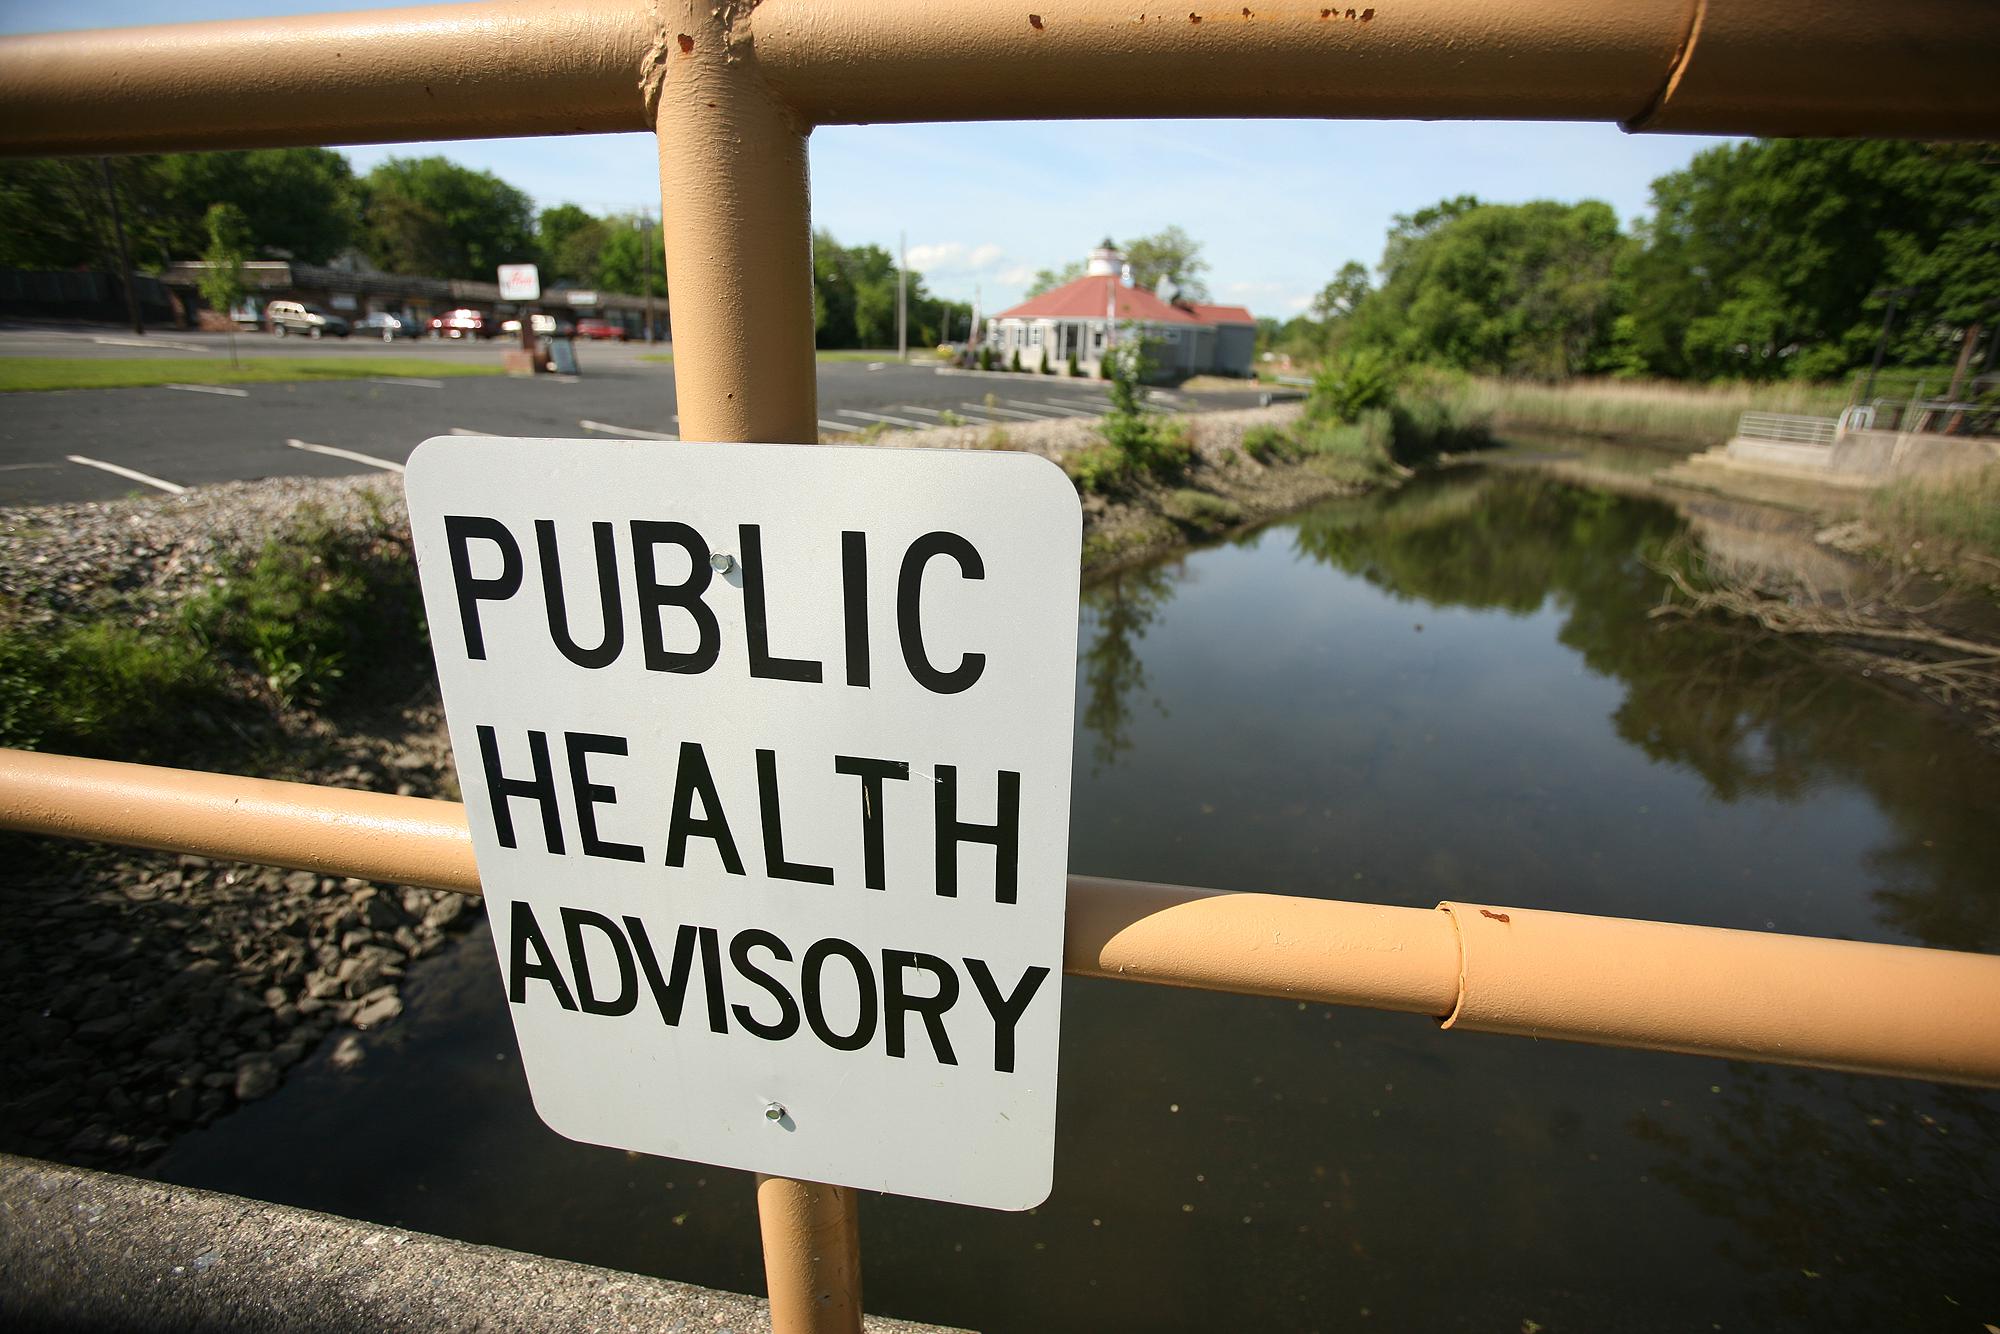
[5,4,2000,1331]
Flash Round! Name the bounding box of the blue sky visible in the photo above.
[5,0,1737,318]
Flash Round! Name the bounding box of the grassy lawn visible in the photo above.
[0,357,506,393]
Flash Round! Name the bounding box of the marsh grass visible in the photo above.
[1866,462,2000,580]
[1439,376,1850,446]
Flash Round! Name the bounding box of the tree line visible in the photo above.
[0,149,969,349]
[1269,139,1998,383]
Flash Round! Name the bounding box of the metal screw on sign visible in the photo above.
[710,552,735,575]
[765,1102,787,1122]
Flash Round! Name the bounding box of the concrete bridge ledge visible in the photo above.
[0,1154,970,1334]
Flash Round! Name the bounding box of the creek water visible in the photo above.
[152,458,2000,1332]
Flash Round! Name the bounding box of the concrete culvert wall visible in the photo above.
[0,1154,968,1334]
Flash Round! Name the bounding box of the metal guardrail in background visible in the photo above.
[1735,411,1840,446]
[5,3,2000,1332]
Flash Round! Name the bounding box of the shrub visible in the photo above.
[1067,351,1081,378]
[1240,423,1294,463]
[1042,355,1057,375]
[980,425,1015,451]
[187,501,424,707]
[1162,488,1246,535]
[1064,443,1129,494]
[0,618,221,756]
[1307,348,1397,425]
[1010,348,1023,373]
[978,345,994,371]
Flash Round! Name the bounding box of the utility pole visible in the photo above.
[897,230,907,362]
[1861,285,1920,405]
[643,210,658,344]
[99,158,144,336]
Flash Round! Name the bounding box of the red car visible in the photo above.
[428,308,493,339]
[574,319,628,341]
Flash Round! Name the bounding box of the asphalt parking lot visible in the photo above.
[0,327,1265,506]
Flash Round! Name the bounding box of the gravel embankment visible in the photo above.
[0,401,1345,1169]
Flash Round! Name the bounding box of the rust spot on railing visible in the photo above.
[1190,12,1202,24]
[1480,909,1511,924]
[1029,14,1044,30]
[677,33,694,54]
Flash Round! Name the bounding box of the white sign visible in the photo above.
[565,289,599,308]
[405,438,1081,1210]
[497,264,541,302]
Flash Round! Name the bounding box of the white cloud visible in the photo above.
[905,240,1015,276]
[1285,294,1315,312]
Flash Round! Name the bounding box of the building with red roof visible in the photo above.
[985,243,1257,380]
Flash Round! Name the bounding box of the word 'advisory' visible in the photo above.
[406,437,1082,1210]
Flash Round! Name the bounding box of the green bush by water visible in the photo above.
[0,620,221,756]
[188,502,425,706]
[0,499,428,756]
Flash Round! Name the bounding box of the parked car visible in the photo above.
[428,308,493,339]
[500,313,575,336]
[575,318,628,341]
[353,312,415,340]
[266,300,349,338]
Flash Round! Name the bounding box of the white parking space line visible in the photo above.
[817,420,862,434]
[1048,397,1110,410]
[65,454,186,494]
[448,427,489,436]
[374,376,444,389]
[0,462,60,473]
[285,438,405,473]
[962,402,1056,421]
[836,408,927,429]
[95,336,209,352]
[164,383,249,398]
[1004,398,1096,418]
[899,406,1000,425]
[581,418,678,440]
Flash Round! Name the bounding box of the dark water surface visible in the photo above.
[153,465,2000,1332]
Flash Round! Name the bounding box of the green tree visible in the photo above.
[1345,197,1626,380]
[0,158,126,270]
[153,149,356,263]
[595,216,666,297]
[1614,139,2000,381]
[537,203,610,285]
[1122,225,1209,299]
[356,156,536,280]
[198,203,251,367]
[1,150,356,273]
[1026,261,1085,298]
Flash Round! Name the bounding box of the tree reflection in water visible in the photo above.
[1077,562,1180,771]
[1630,1065,2000,1329]
[1287,467,2000,953]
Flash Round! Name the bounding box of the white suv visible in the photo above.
[266,300,350,338]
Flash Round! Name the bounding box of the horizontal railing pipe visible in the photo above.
[5,0,2000,157]
[5,749,1998,1088]
[0,0,655,155]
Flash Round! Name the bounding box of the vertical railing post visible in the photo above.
[755,1174,864,1334]
[652,8,858,1333]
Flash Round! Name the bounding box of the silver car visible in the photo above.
[353,312,414,340]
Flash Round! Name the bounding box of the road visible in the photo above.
[0,328,1267,506]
